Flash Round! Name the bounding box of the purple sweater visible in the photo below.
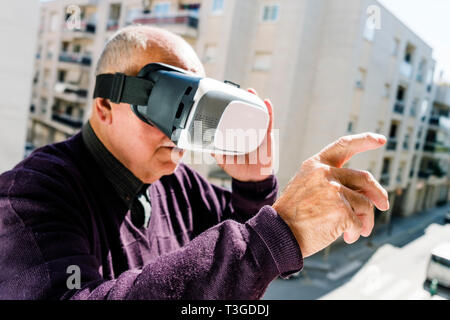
[0,132,302,300]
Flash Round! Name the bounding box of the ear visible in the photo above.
[94,98,113,125]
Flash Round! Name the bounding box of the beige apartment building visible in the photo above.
[196,0,449,218]
[413,83,450,211]
[27,0,448,219]
[28,0,201,149]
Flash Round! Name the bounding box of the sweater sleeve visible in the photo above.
[0,166,302,300]
[179,164,279,224]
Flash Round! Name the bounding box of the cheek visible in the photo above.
[112,106,166,158]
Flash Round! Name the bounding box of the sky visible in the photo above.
[378,0,450,83]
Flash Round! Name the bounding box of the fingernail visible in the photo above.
[374,134,386,144]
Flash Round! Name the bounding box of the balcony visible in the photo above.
[418,164,447,179]
[386,138,397,151]
[128,12,199,38]
[400,61,413,79]
[424,141,450,153]
[59,53,92,66]
[429,115,450,131]
[107,20,119,31]
[63,20,96,34]
[54,83,88,103]
[393,101,405,114]
[51,113,83,129]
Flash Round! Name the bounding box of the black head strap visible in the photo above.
[93,73,154,106]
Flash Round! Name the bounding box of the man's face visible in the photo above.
[102,52,205,183]
[108,100,184,182]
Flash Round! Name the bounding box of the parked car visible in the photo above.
[426,242,450,289]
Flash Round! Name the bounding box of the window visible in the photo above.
[355,68,366,89]
[381,159,390,175]
[262,4,279,22]
[73,44,81,53]
[62,42,69,52]
[404,43,415,64]
[212,0,224,13]
[397,162,406,183]
[380,158,391,186]
[58,70,66,82]
[154,2,170,16]
[420,99,429,120]
[410,98,419,117]
[389,122,398,138]
[347,117,357,133]
[403,131,411,150]
[387,122,398,150]
[203,43,217,63]
[347,121,354,133]
[394,86,406,114]
[252,52,272,71]
[417,59,426,82]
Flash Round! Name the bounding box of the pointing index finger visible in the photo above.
[317,133,386,168]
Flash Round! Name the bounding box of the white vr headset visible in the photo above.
[93,63,269,155]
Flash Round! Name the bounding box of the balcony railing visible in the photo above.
[400,61,413,79]
[387,138,397,150]
[59,53,92,66]
[130,12,199,29]
[107,20,119,31]
[424,141,450,153]
[52,113,83,129]
[64,20,96,34]
[418,170,432,179]
[429,115,450,131]
[393,101,405,114]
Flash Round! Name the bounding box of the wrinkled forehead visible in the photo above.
[129,33,205,77]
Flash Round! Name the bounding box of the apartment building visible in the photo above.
[0,1,39,173]
[196,0,444,217]
[411,83,450,211]
[27,0,202,149]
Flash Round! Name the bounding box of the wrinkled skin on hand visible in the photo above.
[273,133,390,258]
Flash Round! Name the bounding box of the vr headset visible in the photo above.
[93,63,269,155]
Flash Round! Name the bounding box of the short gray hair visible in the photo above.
[95,25,204,76]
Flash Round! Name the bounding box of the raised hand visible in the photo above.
[273,133,390,258]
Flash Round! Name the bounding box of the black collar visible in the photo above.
[82,121,148,208]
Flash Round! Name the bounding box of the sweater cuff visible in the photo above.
[232,175,277,195]
[246,205,303,278]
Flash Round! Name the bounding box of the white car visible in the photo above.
[426,242,450,288]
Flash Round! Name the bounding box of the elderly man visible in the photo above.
[0,26,389,300]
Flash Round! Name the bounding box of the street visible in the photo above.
[263,204,450,300]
